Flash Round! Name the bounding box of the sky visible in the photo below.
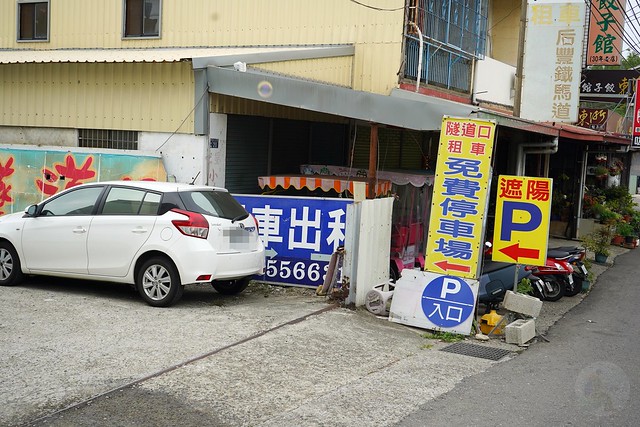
[623,0,640,56]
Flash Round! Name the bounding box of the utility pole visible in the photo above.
[513,0,528,118]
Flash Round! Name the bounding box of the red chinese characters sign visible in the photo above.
[634,79,640,148]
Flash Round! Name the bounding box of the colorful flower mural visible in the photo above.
[0,148,167,215]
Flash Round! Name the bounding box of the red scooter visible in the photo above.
[525,252,573,301]
[548,246,587,296]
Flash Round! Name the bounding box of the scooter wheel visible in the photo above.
[565,274,583,297]
[542,278,565,301]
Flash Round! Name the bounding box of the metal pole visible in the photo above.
[513,0,528,117]
[368,123,378,199]
[513,263,521,292]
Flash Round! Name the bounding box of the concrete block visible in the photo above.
[505,319,536,346]
[503,290,542,317]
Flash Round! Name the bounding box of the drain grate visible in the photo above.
[440,342,512,361]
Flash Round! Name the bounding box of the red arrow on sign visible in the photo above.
[434,260,471,273]
[498,243,540,261]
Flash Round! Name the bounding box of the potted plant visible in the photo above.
[594,165,609,180]
[598,207,620,225]
[581,226,614,264]
[589,202,606,220]
[616,222,635,245]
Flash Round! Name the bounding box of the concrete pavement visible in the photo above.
[0,238,629,426]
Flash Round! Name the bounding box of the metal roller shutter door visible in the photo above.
[226,115,270,194]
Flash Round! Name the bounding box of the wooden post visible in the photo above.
[368,123,378,199]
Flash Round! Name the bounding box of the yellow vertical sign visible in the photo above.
[424,117,495,279]
[492,175,552,266]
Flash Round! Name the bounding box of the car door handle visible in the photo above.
[73,227,87,234]
[131,227,148,234]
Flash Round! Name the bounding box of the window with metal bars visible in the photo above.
[404,0,488,93]
[78,129,138,150]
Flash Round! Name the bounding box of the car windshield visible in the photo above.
[179,190,248,220]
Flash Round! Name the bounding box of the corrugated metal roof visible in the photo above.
[0,46,353,65]
[543,122,631,145]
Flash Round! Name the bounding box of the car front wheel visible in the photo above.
[211,277,251,295]
[136,257,183,307]
[0,241,24,286]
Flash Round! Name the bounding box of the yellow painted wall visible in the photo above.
[0,62,194,133]
[0,0,404,94]
[254,57,354,88]
[488,0,521,67]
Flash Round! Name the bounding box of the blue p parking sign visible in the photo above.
[421,275,475,328]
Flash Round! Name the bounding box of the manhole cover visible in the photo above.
[440,342,512,361]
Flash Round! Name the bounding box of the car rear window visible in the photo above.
[179,190,248,220]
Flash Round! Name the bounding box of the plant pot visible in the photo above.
[625,235,634,244]
[595,253,608,263]
[612,235,625,246]
[581,280,591,293]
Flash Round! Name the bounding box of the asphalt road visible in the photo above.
[396,247,640,427]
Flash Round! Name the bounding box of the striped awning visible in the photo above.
[258,175,392,197]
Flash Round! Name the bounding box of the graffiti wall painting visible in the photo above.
[0,147,167,215]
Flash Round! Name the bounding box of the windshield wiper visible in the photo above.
[231,213,249,223]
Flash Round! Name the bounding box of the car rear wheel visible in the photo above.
[136,257,183,307]
[211,276,251,295]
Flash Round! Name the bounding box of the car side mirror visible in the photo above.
[25,204,38,217]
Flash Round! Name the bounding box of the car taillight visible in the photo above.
[171,209,209,239]
[251,214,259,230]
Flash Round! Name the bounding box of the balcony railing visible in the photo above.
[404,0,488,93]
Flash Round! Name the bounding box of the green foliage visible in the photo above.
[421,331,465,343]
[594,165,609,178]
[598,208,621,225]
[603,185,635,215]
[583,258,595,282]
[629,211,640,234]
[616,221,634,237]
[517,277,533,294]
[581,226,614,257]
[622,52,640,69]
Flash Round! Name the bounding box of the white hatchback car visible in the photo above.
[0,181,265,307]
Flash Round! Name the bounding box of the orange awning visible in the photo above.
[258,175,392,197]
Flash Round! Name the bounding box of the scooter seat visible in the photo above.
[547,249,571,259]
[549,246,581,254]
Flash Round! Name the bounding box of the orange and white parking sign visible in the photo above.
[424,117,496,279]
[491,175,552,266]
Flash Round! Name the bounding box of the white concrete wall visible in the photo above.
[0,126,77,147]
[473,57,516,108]
[207,113,228,188]
[138,132,207,185]
[345,197,394,307]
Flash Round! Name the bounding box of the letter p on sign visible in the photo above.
[440,277,461,299]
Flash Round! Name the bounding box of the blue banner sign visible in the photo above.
[234,194,352,287]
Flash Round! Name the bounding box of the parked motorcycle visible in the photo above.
[525,254,572,301]
[548,246,588,297]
